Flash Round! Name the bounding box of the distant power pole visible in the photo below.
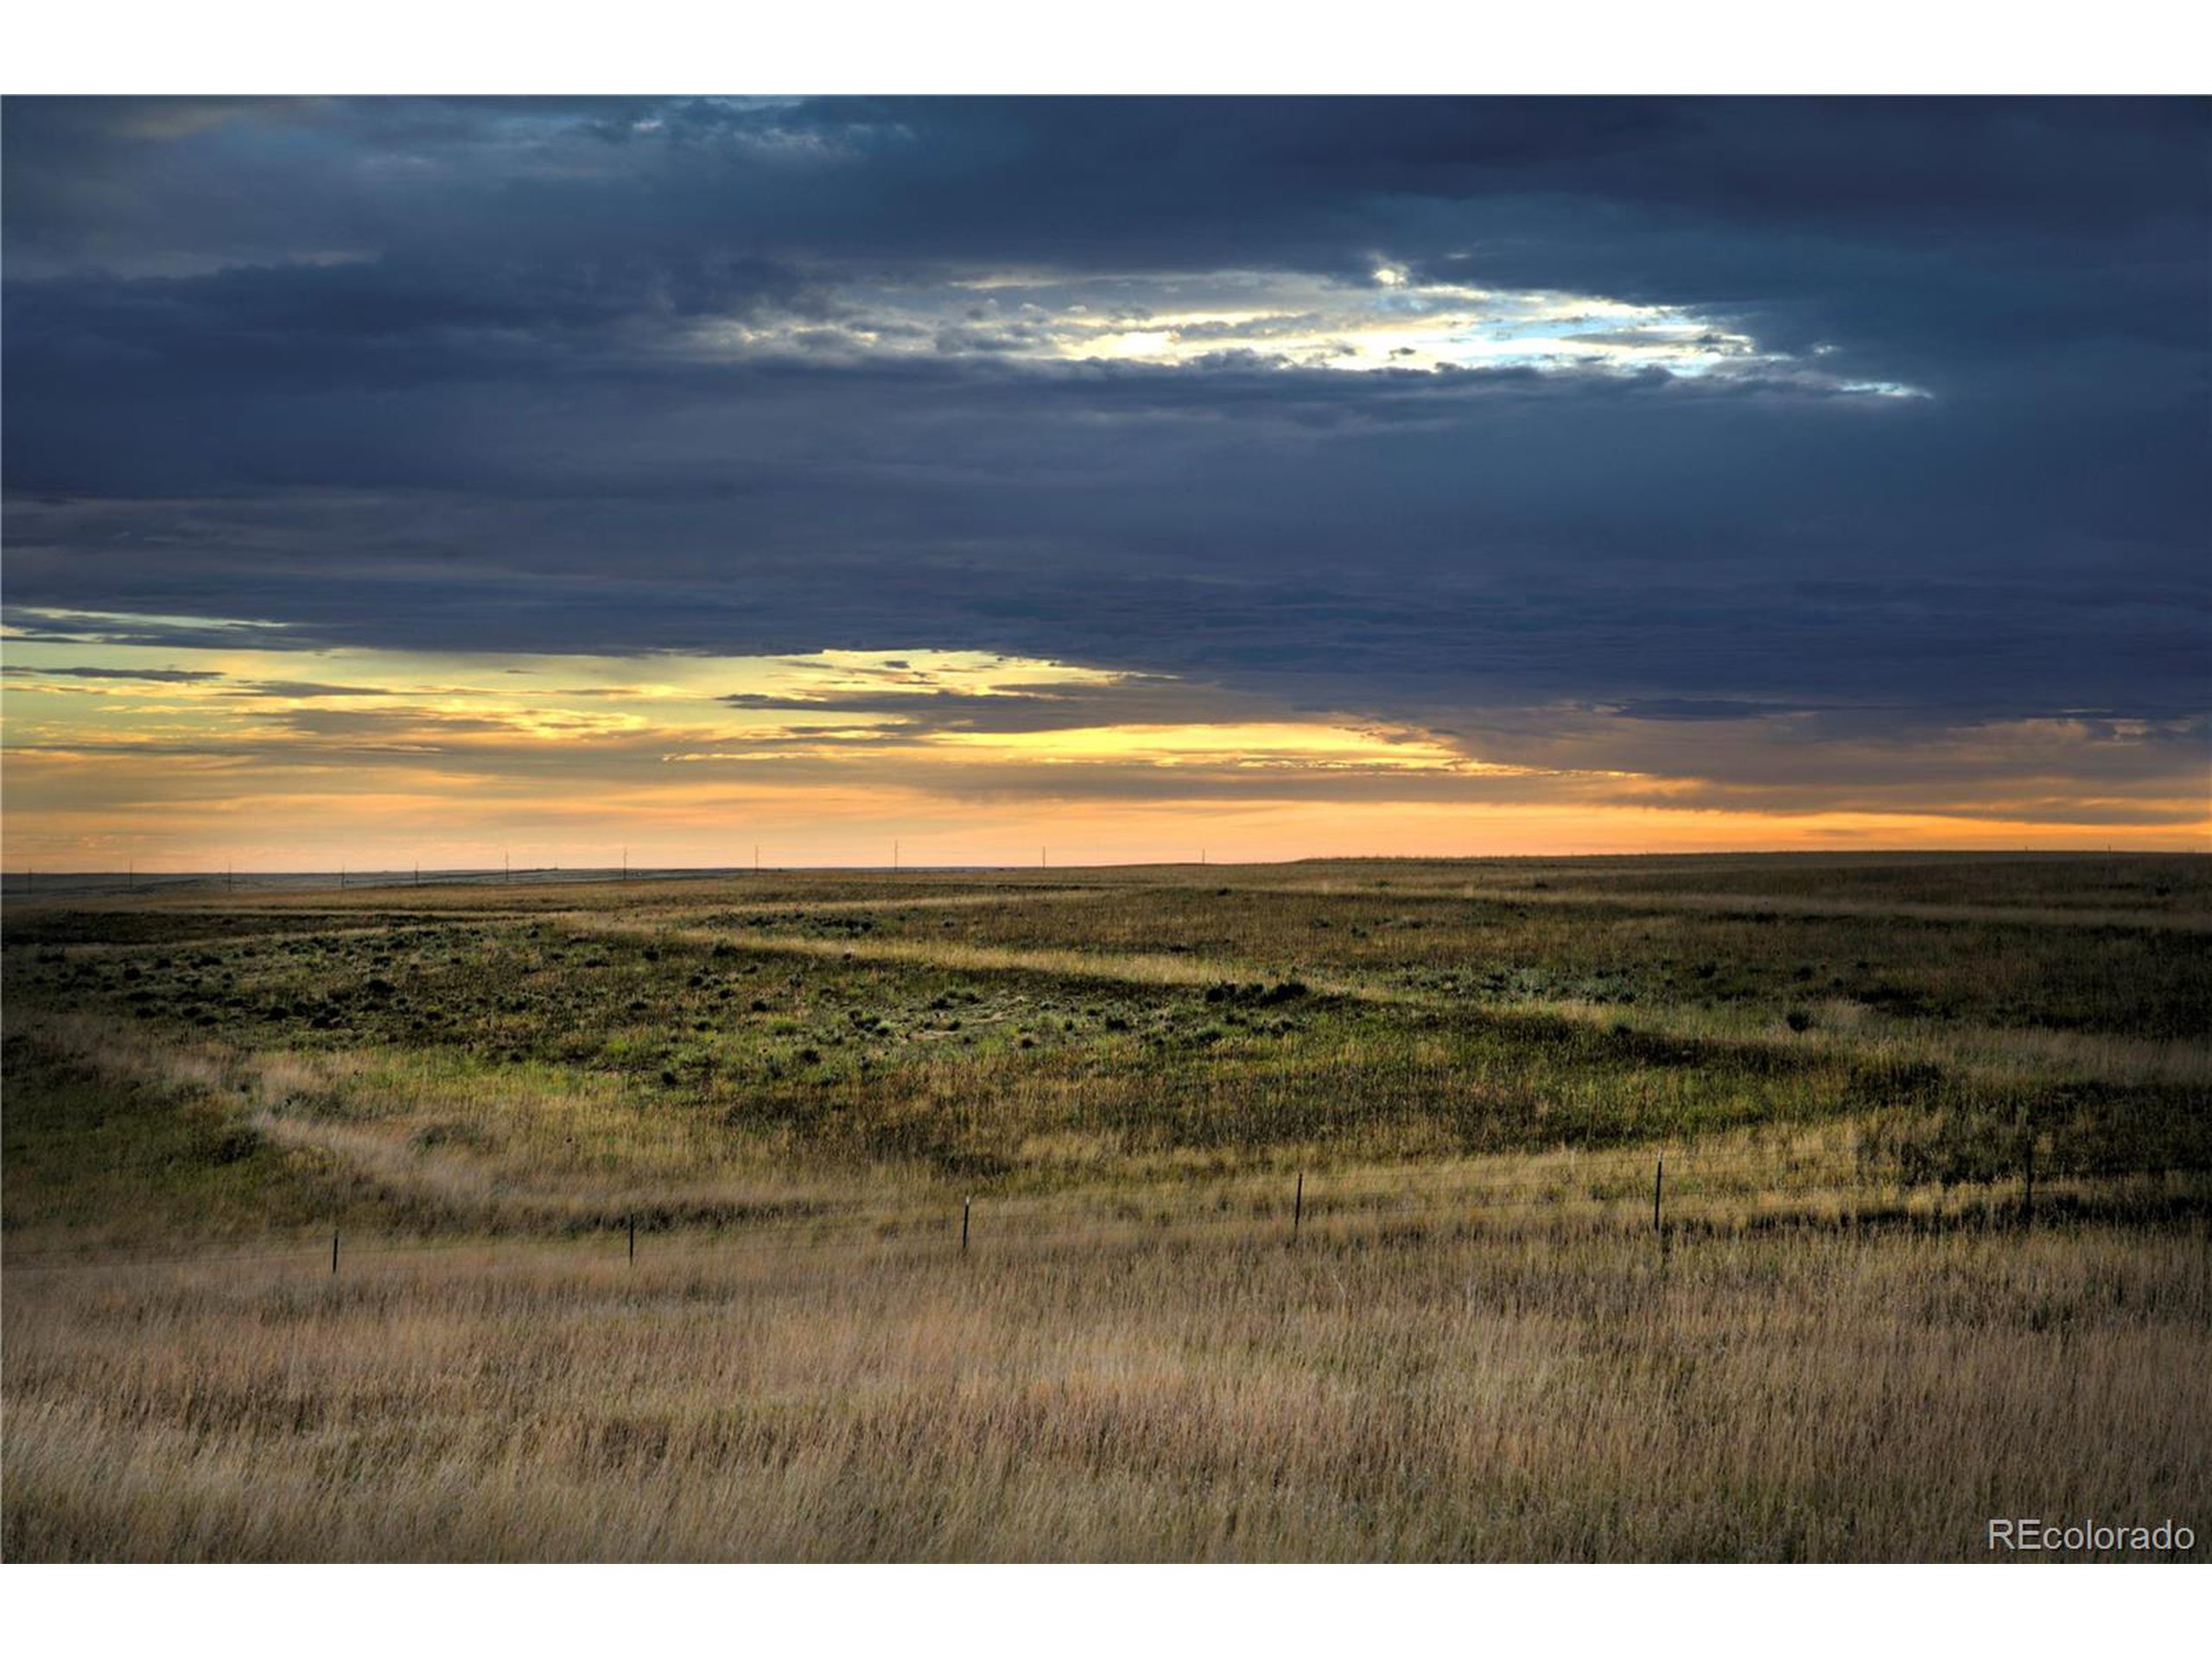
[1041,846,1047,869]
[505,850,511,885]
[893,840,899,873]
[753,843,760,874]
[340,864,346,891]
[621,846,628,881]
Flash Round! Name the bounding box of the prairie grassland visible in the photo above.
[7,1220,2207,1561]
[3,853,2208,1560]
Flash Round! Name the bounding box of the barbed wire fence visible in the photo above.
[8,1141,2202,1281]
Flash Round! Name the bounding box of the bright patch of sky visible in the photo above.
[690,264,1924,394]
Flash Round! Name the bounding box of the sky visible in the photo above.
[3,95,2207,869]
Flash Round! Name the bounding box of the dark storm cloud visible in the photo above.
[1,664,226,683]
[717,675,1231,737]
[224,680,404,699]
[2,606,302,649]
[3,95,2207,804]
[9,98,2199,378]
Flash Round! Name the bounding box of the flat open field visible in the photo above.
[4,853,2209,1560]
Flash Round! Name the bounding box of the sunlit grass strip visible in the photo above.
[551,912,2212,1089]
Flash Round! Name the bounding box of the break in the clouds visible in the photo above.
[2,98,2206,864]
[680,264,1910,390]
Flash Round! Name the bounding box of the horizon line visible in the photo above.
[6,844,2205,893]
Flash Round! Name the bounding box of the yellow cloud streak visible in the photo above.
[4,622,2202,868]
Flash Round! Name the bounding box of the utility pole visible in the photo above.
[753,843,760,874]
[893,840,899,873]
[622,846,628,882]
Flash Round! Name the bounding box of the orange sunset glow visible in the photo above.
[4,624,2202,871]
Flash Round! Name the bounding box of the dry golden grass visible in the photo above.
[7,1216,2205,1561]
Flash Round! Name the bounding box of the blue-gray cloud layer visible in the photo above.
[4,97,2207,783]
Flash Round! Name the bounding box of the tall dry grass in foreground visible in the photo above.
[7,1217,2206,1561]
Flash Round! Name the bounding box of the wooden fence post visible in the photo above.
[1653,1156,1664,1235]
[629,1217,636,1264]
[962,1197,971,1254]
[332,1229,340,1276]
[1294,1171,1304,1241]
